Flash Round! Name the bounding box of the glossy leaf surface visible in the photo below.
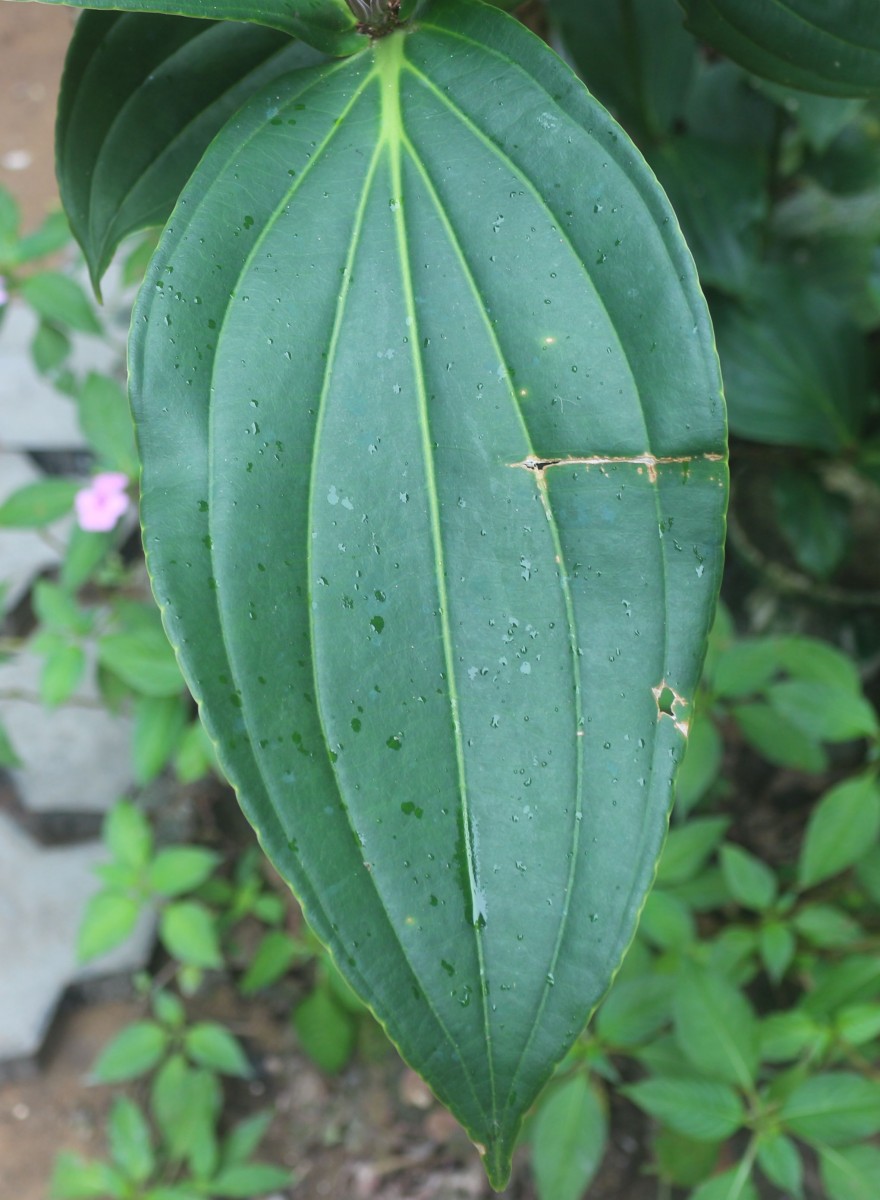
[679,0,880,98]
[57,13,326,290]
[130,0,726,1183]
[7,0,362,53]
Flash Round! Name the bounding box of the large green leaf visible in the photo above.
[129,0,726,1184]
[57,13,327,290]
[679,0,880,98]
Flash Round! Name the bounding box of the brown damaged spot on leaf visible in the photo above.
[511,452,724,484]
[653,681,690,737]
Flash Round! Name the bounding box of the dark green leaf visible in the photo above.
[531,1073,607,1200]
[714,271,868,450]
[130,1,726,1181]
[9,0,361,53]
[781,1073,880,1145]
[91,1020,168,1083]
[57,13,328,289]
[549,0,696,140]
[772,468,850,579]
[679,0,880,98]
[649,136,766,295]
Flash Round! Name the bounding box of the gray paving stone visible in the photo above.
[0,450,62,613]
[0,647,134,823]
[0,811,154,1072]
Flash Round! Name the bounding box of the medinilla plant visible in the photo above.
[15,0,735,1186]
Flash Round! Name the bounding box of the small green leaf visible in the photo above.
[772,467,850,580]
[624,1078,745,1142]
[819,1144,880,1200]
[32,322,71,374]
[638,890,695,950]
[240,930,304,995]
[732,703,827,773]
[689,1167,759,1200]
[758,922,795,985]
[0,479,78,527]
[292,983,357,1073]
[151,1055,221,1170]
[184,1022,251,1077]
[793,904,862,948]
[719,844,777,911]
[91,1020,168,1083]
[104,800,153,868]
[133,694,188,784]
[174,720,219,784]
[209,1164,293,1198]
[147,847,221,897]
[152,989,186,1029]
[836,1004,880,1048]
[97,628,183,698]
[77,892,141,962]
[12,210,71,263]
[61,526,116,591]
[799,774,880,889]
[595,976,674,1049]
[41,643,87,708]
[160,901,223,968]
[655,1129,721,1188]
[712,638,781,699]
[19,271,101,334]
[108,1097,154,1183]
[757,1131,803,1198]
[50,1152,127,1200]
[78,373,138,476]
[781,1073,880,1145]
[531,1074,607,1200]
[767,681,878,744]
[675,713,724,814]
[759,1010,822,1063]
[221,1111,273,1168]
[33,580,93,634]
[0,718,21,769]
[673,964,759,1089]
[657,818,730,887]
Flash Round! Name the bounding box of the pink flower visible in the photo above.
[75,472,131,532]
[0,276,8,306]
